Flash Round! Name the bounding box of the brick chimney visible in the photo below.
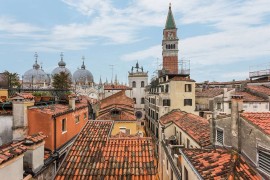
[231,95,243,151]
[68,94,76,110]
[12,93,35,140]
[23,140,45,172]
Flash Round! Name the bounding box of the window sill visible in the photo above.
[62,131,67,134]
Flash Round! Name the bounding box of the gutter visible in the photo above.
[179,148,204,180]
[52,115,57,151]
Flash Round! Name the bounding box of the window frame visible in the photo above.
[132,81,136,88]
[62,118,67,134]
[257,145,270,175]
[75,115,80,124]
[185,84,192,92]
[216,128,224,145]
[184,99,192,106]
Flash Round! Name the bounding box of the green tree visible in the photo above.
[52,72,72,89]
[3,71,20,88]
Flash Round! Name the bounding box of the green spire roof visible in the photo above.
[165,4,176,29]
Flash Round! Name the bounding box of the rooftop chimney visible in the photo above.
[231,95,243,152]
[68,94,76,110]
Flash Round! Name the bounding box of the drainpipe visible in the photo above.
[53,115,57,151]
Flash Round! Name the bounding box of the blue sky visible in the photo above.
[0,0,270,83]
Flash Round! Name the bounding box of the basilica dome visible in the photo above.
[23,54,50,85]
[51,54,72,79]
[73,59,94,84]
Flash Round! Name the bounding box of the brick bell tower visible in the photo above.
[162,3,179,74]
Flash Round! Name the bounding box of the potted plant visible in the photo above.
[32,92,42,102]
[41,91,52,102]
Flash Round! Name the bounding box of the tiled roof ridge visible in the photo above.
[182,148,261,179]
[159,109,184,124]
[24,132,48,145]
[0,132,47,165]
[241,112,270,135]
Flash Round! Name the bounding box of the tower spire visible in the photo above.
[165,3,176,29]
[81,56,86,69]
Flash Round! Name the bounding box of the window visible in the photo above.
[84,113,87,120]
[75,116,80,124]
[229,103,232,109]
[216,129,224,145]
[184,99,192,106]
[187,138,190,148]
[141,98,145,104]
[184,166,188,180]
[165,85,169,93]
[166,158,168,170]
[258,147,270,174]
[62,119,67,133]
[141,81,145,87]
[217,103,221,110]
[111,109,120,116]
[163,99,171,106]
[132,81,136,88]
[266,104,269,109]
[185,84,192,92]
[133,98,136,104]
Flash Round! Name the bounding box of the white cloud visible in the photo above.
[0,16,43,34]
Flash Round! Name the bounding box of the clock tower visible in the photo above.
[162,4,179,74]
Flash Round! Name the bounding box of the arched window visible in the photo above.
[141,98,145,104]
[111,109,120,116]
[141,81,145,87]
[173,44,175,49]
[133,98,136,104]
[132,81,136,88]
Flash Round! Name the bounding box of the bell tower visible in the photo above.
[162,3,179,74]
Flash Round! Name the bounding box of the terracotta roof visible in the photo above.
[233,91,267,102]
[196,88,233,98]
[181,148,261,179]
[0,141,26,165]
[0,132,47,165]
[56,121,157,179]
[247,85,270,96]
[104,84,132,90]
[28,102,88,116]
[97,91,136,121]
[12,92,34,99]
[24,132,47,145]
[160,109,211,147]
[100,90,134,109]
[241,112,270,135]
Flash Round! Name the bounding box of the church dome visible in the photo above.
[23,53,49,84]
[73,58,94,84]
[51,53,72,79]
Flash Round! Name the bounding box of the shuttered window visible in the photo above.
[258,148,270,174]
[216,129,224,145]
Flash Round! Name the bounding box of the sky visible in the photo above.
[0,0,270,83]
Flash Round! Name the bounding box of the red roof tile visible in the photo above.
[55,121,157,179]
[0,132,47,165]
[24,132,47,145]
[0,141,26,165]
[241,112,270,135]
[233,91,267,102]
[181,148,261,179]
[247,85,270,96]
[97,91,136,120]
[29,102,88,116]
[104,84,132,90]
[196,88,233,98]
[160,109,211,147]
